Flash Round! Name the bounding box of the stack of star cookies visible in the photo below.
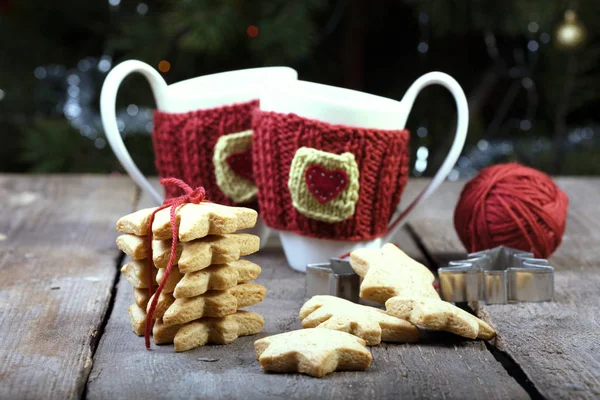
[115,202,267,352]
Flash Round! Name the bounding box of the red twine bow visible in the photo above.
[144,178,206,349]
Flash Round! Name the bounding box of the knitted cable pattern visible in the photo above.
[252,110,411,241]
[152,100,259,206]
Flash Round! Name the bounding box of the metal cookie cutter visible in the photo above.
[306,258,360,303]
[438,246,554,304]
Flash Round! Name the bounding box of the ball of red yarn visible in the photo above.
[454,163,569,258]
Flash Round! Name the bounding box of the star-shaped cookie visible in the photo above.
[161,283,266,326]
[121,260,156,289]
[152,233,259,273]
[128,303,146,336]
[300,295,418,345]
[146,291,176,319]
[133,287,155,309]
[116,234,146,260]
[116,202,257,242]
[254,328,372,377]
[169,260,261,298]
[154,310,264,352]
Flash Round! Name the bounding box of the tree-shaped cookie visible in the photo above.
[386,296,495,340]
[350,243,496,340]
[254,328,372,377]
[300,295,418,345]
[350,243,438,304]
[116,202,257,242]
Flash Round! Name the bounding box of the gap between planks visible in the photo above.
[405,223,544,400]
[82,186,143,400]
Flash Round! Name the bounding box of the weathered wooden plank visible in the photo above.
[405,178,600,400]
[0,175,137,400]
[87,181,527,400]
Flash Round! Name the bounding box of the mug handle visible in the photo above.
[100,60,168,205]
[386,71,469,239]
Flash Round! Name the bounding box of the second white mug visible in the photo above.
[253,72,469,271]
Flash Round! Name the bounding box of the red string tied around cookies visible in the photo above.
[144,178,207,349]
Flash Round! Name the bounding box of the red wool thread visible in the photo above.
[144,178,206,349]
[454,163,569,259]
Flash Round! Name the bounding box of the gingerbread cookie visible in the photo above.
[173,260,261,298]
[116,203,257,241]
[300,295,418,345]
[162,283,266,327]
[152,233,259,273]
[254,328,372,377]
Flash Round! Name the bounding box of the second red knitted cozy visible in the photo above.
[252,110,411,241]
[152,100,259,205]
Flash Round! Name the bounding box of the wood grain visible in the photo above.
[87,181,527,400]
[404,178,600,400]
[0,175,137,400]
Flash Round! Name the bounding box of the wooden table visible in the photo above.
[1,175,598,400]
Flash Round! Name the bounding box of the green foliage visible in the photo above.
[2,0,599,175]
[109,0,329,69]
[409,0,600,37]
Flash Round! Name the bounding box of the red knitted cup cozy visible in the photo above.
[152,100,259,206]
[252,110,411,241]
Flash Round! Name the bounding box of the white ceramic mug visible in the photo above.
[258,72,468,271]
[100,61,298,246]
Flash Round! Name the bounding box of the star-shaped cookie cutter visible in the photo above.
[306,258,360,303]
[438,246,554,304]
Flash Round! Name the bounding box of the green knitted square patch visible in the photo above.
[213,130,257,203]
[288,147,360,223]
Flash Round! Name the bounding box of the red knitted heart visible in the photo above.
[226,147,254,181]
[305,165,349,204]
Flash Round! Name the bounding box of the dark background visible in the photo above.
[1,0,599,178]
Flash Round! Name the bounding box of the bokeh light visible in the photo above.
[247,25,259,38]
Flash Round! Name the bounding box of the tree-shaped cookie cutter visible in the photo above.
[438,246,554,304]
